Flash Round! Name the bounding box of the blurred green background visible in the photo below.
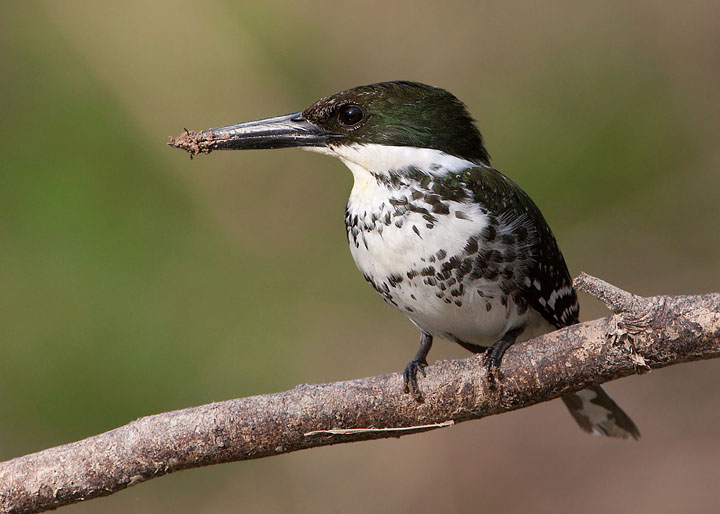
[1,1,719,512]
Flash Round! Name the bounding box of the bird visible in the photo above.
[170,81,640,439]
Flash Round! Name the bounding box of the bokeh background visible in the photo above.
[2,1,719,512]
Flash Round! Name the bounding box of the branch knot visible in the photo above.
[575,272,655,373]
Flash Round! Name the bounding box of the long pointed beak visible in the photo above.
[169,111,342,156]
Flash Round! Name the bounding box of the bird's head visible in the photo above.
[170,81,490,167]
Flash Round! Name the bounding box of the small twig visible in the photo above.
[574,273,657,373]
[573,272,650,315]
[304,420,454,436]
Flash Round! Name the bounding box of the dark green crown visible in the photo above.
[302,81,490,165]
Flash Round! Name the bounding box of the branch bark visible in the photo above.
[1,274,719,513]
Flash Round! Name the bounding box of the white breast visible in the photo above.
[306,143,545,345]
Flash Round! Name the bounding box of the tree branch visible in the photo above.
[1,275,719,513]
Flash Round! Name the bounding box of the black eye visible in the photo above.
[338,104,364,127]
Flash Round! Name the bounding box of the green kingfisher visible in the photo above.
[170,81,640,439]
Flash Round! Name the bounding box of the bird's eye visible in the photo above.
[338,104,364,127]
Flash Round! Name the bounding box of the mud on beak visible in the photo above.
[168,111,343,156]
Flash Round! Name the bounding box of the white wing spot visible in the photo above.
[546,285,574,310]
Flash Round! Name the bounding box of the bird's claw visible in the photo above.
[403,358,428,402]
[482,344,506,388]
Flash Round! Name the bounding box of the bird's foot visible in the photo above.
[481,327,522,387]
[482,338,513,388]
[403,357,428,402]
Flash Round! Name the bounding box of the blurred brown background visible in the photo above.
[1,1,719,512]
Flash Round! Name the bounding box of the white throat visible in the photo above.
[304,143,477,179]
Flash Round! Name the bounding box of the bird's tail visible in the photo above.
[561,386,640,440]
